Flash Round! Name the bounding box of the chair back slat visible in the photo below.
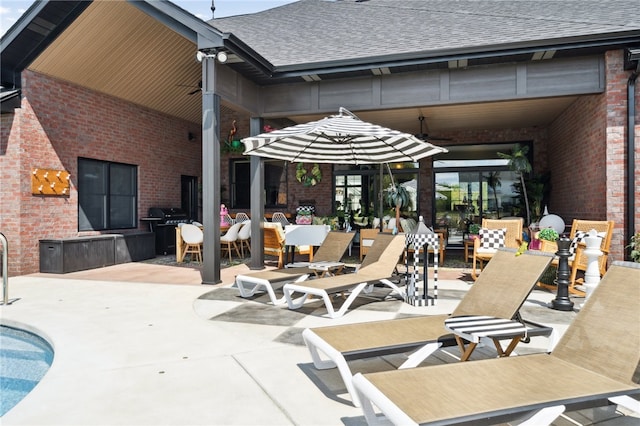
[551,261,640,383]
[311,231,355,262]
[359,228,381,261]
[358,234,405,276]
[271,212,290,228]
[235,212,250,223]
[453,249,553,319]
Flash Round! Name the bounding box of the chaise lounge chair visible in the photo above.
[302,249,554,406]
[283,234,407,319]
[352,261,640,426]
[235,231,355,305]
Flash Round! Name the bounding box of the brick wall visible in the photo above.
[548,49,638,262]
[1,70,201,275]
[4,51,636,274]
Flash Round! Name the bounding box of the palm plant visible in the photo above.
[485,171,502,218]
[384,164,410,233]
[498,144,532,225]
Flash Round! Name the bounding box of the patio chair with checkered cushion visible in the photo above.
[471,218,523,280]
[538,219,615,296]
[566,219,614,296]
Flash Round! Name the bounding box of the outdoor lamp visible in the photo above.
[216,51,228,63]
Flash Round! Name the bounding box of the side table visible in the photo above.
[463,238,475,264]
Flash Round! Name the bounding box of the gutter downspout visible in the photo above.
[626,57,639,260]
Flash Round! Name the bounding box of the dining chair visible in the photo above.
[222,214,235,226]
[271,212,290,228]
[220,222,243,262]
[180,224,204,263]
[234,212,250,223]
[237,220,252,257]
[263,222,286,268]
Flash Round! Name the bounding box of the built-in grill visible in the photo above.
[146,207,190,255]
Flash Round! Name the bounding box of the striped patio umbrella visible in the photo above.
[241,107,447,164]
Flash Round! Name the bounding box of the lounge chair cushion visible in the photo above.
[480,227,506,249]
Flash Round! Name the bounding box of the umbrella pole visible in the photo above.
[378,166,384,231]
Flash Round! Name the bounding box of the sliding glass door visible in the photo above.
[434,169,520,245]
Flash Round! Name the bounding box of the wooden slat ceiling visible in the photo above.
[28,0,203,124]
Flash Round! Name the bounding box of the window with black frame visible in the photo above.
[333,163,418,222]
[230,158,288,209]
[78,158,137,231]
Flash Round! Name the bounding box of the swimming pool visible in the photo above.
[0,325,54,417]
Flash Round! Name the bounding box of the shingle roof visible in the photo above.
[209,0,640,68]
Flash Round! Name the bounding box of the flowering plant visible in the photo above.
[538,227,559,242]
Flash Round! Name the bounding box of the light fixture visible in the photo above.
[195,51,208,62]
[195,50,228,63]
[216,51,228,63]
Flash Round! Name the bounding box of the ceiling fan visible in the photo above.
[415,116,452,141]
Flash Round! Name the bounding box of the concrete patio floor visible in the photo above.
[1,257,637,425]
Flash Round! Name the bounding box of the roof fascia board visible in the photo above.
[221,33,274,76]
[0,89,21,112]
[271,31,640,78]
[1,0,91,88]
[130,1,274,75]
[0,0,48,48]
[128,0,221,46]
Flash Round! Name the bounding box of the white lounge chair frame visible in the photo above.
[283,234,407,318]
[235,231,355,305]
[352,261,640,425]
[302,249,555,406]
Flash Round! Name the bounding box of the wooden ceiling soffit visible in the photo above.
[28,1,202,124]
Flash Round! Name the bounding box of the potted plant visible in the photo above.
[627,232,640,263]
[385,184,409,234]
[537,227,559,252]
[468,223,481,240]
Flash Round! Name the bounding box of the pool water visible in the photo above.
[0,325,54,416]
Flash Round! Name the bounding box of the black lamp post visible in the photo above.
[551,236,574,311]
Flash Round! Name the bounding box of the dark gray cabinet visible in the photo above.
[39,233,154,273]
